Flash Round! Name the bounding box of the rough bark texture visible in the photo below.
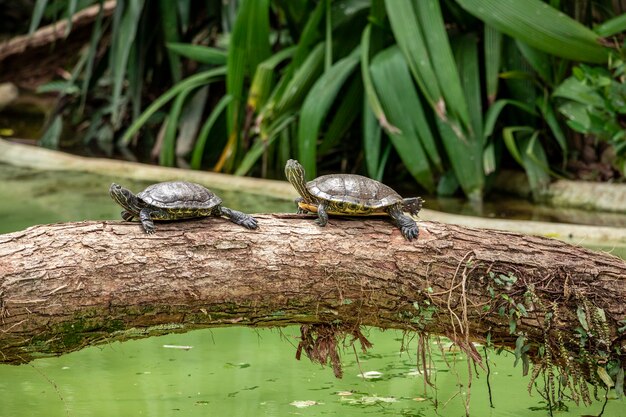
[1,215,625,374]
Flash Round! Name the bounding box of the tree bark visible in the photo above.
[1,215,625,386]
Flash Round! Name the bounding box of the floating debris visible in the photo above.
[336,391,353,396]
[357,371,383,379]
[289,400,320,408]
[224,362,251,369]
[341,395,398,405]
[361,396,397,404]
[162,345,193,350]
[406,367,436,376]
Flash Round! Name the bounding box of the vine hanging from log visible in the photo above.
[0,215,625,404]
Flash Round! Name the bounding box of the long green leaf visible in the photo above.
[297,47,361,177]
[594,13,626,37]
[363,101,382,179]
[385,0,441,107]
[414,0,472,132]
[370,46,438,192]
[235,114,297,176]
[290,0,325,68]
[515,40,553,85]
[166,43,227,65]
[177,0,190,32]
[325,0,333,71]
[248,47,296,112]
[502,38,539,115]
[319,75,363,154]
[255,5,324,128]
[536,95,567,154]
[435,118,483,201]
[39,115,63,149]
[435,33,484,199]
[176,86,208,158]
[453,33,482,141]
[484,99,538,139]
[28,0,48,35]
[79,3,105,115]
[502,126,534,167]
[456,0,608,63]
[523,132,551,196]
[119,67,227,146]
[191,95,233,169]
[224,0,271,170]
[109,0,145,127]
[484,24,502,103]
[273,43,325,117]
[361,24,400,134]
[64,0,77,36]
[160,88,193,167]
[483,98,537,174]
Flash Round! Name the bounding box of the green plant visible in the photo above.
[554,58,626,175]
[30,0,622,202]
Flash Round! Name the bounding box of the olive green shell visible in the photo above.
[307,174,402,210]
[137,181,221,211]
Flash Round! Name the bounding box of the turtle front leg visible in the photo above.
[139,208,156,234]
[387,206,419,241]
[295,197,307,214]
[218,206,259,229]
[121,210,135,221]
[316,202,329,226]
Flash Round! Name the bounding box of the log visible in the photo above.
[1,215,625,400]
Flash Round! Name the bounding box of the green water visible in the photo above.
[0,163,623,416]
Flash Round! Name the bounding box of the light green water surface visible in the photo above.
[0,163,623,416]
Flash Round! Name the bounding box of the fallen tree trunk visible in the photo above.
[1,215,625,399]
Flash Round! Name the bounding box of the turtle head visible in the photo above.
[285,159,310,200]
[109,183,139,214]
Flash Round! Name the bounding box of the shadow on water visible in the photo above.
[0,163,624,417]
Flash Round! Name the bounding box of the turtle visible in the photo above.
[284,159,424,241]
[109,181,258,234]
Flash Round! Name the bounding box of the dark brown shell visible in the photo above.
[137,181,221,210]
[307,174,402,209]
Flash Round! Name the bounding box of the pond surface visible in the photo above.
[0,163,623,417]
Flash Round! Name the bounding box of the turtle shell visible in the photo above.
[137,181,221,210]
[307,174,402,209]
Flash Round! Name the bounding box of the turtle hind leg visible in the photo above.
[388,206,419,241]
[218,206,258,230]
[402,197,424,216]
[139,208,156,234]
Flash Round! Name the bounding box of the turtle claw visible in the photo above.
[400,225,419,241]
[240,216,259,230]
[315,218,327,227]
[220,207,258,230]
